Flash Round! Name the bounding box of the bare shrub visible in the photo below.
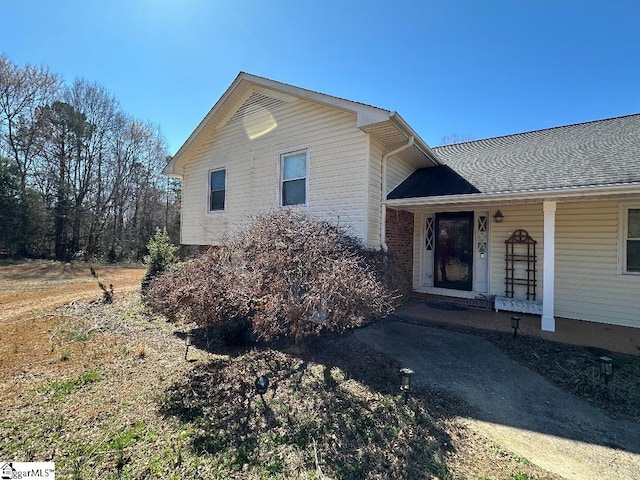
[90,267,114,304]
[147,210,397,344]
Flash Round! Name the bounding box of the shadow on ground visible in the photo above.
[353,318,640,480]
[161,332,468,479]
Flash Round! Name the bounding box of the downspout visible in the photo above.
[381,135,414,251]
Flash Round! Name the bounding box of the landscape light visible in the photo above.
[399,368,415,404]
[184,332,195,361]
[598,356,613,385]
[511,316,520,339]
[255,375,269,396]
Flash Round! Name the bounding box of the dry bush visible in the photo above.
[147,210,397,344]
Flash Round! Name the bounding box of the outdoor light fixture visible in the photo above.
[255,375,269,397]
[511,316,520,339]
[494,210,504,223]
[598,356,613,385]
[184,332,195,361]
[399,368,415,404]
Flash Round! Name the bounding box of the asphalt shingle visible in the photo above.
[390,114,640,199]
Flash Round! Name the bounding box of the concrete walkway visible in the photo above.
[355,319,640,480]
[398,300,640,355]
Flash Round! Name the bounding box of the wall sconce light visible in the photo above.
[494,210,504,223]
[598,356,613,385]
[184,331,195,361]
[511,316,520,339]
[399,368,415,404]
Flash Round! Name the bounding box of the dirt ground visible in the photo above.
[0,261,144,381]
[0,260,144,323]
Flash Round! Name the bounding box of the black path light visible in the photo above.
[598,356,613,385]
[184,331,195,361]
[399,368,415,404]
[511,316,520,339]
[255,375,270,404]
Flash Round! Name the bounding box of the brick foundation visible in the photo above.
[410,291,492,310]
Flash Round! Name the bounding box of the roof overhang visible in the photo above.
[163,72,440,177]
[358,112,440,167]
[384,182,640,210]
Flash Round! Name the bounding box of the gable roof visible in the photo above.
[164,73,440,176]
[388,113,640,201]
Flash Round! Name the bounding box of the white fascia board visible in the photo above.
[356,109,394,128]
[242,73,392,119]
[388,113,441,167]
[164,72,248,175]
[384,182,640,207]
[164,170,183,179]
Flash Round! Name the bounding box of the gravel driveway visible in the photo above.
[355,319,640,480]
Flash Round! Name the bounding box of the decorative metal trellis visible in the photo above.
[504,229,537,300]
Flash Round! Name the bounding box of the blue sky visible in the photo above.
[2,0,639,155]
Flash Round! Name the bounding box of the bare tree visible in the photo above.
[0,55,60,190]
[64,79,118,256]
[439,133,474,146]
[0,55,177,261]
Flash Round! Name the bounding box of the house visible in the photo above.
[163,73,640,332]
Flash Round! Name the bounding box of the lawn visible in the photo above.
[0,261,582,478]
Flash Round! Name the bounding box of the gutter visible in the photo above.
[381,136,415,251]
[388,113,441,167]
[383,182,640,208]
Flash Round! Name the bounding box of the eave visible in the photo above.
[384,182,640,210]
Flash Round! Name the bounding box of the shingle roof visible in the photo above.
[389,113,640,199]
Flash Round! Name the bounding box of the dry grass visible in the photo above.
[0,261,561,479]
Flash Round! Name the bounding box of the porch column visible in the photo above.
[542,201,556,331]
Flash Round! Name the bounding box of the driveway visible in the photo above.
[355,319,640,480]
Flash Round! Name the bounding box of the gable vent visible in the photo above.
[226,92,286,126]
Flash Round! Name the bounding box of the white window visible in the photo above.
[208,168,226,212]
[623,206,640,274]
[280,150,308,206]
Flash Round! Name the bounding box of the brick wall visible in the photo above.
[410,291,492,310]
[385,208,414,293]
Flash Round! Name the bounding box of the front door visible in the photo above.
[434,212,473,291]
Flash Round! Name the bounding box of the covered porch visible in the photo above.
[394,298,640,355]
[385,197,559,332]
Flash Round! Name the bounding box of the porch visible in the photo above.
[395,298,640,355]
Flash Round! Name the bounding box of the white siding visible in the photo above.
[367,137,384,248]
[489,204,544,300]
[386,156,417,195]
[181,98,368,245]
[555,200,640,328]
